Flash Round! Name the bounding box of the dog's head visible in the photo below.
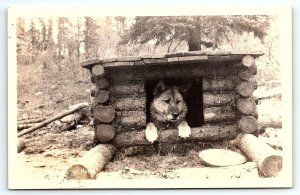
[151,80,191,122]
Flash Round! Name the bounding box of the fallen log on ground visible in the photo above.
[258,118,282,129]
[112,124,238,148]
[17,124,34,131]
[18,117,46,125]
[65,144,115,180]
[51,112,83,133]
[17,102,89,137]
[17,138,26,153]
[231,133,282,177]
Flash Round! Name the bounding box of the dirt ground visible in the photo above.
[15,105,283,185]
[14,64,284,187]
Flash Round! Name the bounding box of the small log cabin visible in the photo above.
[81,50,263,151]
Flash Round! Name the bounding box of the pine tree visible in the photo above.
[120,16,270,51]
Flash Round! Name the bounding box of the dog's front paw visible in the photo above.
[145,122,158,143]
[178,121,191,138]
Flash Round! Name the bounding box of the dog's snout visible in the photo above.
[172,113,179,118]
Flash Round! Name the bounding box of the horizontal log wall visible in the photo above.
[109,78,147,131]
[111,124,238,148]
[106,64,240,81]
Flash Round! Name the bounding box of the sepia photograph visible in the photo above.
[7,6,292,189]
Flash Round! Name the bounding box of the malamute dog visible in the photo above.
[145,80,191,143]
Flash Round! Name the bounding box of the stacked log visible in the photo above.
[110,80,147,131]
[235,55,259,134]
[202,76,237,124]
[90,65,116,143]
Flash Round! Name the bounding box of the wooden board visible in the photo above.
[199,149,247,167]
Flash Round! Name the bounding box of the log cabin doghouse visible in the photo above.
[81,50,263,152]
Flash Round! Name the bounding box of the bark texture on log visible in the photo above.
[237,98,257,115]
[94,90,110,104]
[92,65,105,77]
[115,111,146,129]
[65,144,115,179]
[238,116,258,133]
[203,78,236,92]
[236,81,256,97]
[203,92,234,108]
[114,97,146,111]
[93,105,115,123]
[94,124,116,143]
[110,83,145,96]
[258,118,282,129]
[51,113,82,133]
[233,134,282,177]
[204,106,236,123]
[112,124,238,148]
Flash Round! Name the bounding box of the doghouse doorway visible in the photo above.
[145,78,204,128]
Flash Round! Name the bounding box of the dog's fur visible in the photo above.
[145,80,191,143]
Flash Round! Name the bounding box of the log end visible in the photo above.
[237,98,257,115]
[93,105,116,123]
[95,90,110,104]
[17,138,26,153]
[236,81,255,97]
[95,77,110,89]
[239,116,258,134]
[262,155,283,177]
[92,65,105,77]
[95,124,116,143]
[242,55,255,67]
[65,164,92,180]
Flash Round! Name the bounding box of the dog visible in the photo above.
[145,80,191,143]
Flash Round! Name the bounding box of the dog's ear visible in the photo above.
[178,82,192,96]
[153,80,166,96]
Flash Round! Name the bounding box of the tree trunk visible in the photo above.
[112,124,238,148]
[65,144,116,179]
[188,26,202,51]
[232,134,282,177]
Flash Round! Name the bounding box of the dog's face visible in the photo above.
[150,81,190,122]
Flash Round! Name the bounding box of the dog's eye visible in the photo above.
[164,99,170,103]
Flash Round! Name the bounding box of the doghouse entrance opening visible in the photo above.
[145,78,204,128]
